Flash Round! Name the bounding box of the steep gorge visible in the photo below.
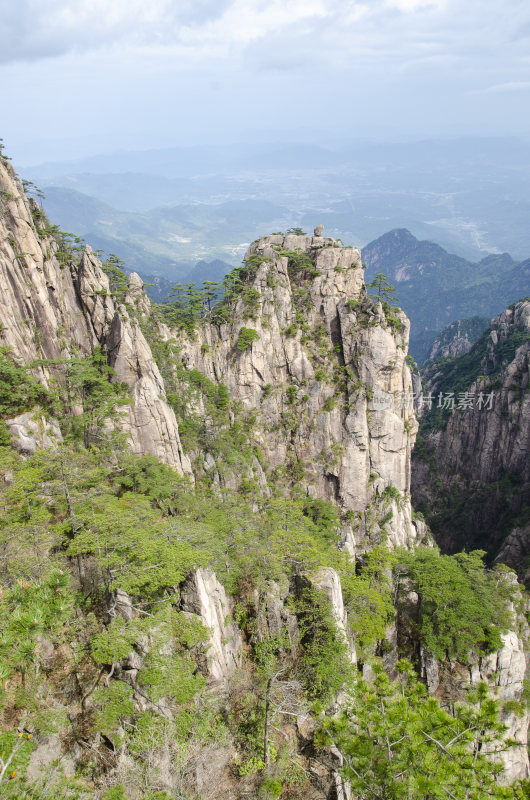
[413,299,530,573]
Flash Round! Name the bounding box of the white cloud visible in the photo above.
[0,0,330,64]
[1,0,529,77]
[385,0,446,11]
[1,0,529,160]
[480,81,530,93]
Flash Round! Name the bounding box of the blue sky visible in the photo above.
[1,0,530,164]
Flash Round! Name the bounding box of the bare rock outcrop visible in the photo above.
[426,316,490,362]
[5,409,62,455]
[0,159,190,474]
[497,525,530,585]
[180,568,242,684]
[312,567,356,663]
[106,311,192,474]
[161,233,420,550]
[469,629,529,782]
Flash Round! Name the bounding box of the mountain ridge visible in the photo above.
[363,228,530,362]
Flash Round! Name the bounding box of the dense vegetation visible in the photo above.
[0,394,522,798]
[323,663,521,800]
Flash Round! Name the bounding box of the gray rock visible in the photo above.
[413,299,530,564]
[166,232,418,549]
[26,733,76,785]
[180,568,242,685]
[0,158,191,474]
[312,567,356,663]
[468,628,529,782]
[6,410,62,455]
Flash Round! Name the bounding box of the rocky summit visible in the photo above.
[0,153,529,799]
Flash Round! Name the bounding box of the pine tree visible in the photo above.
[367,273,398,304]
[322,661,516,800]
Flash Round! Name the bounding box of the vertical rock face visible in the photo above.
[312,567,356,663]
[180,568,242,685]
[0,159,190,474]
[469,629,529,783]
[0,163,419,544]
[412,299,530,566]
[426,316,490,362]
[106,310,192,474]
[0,163,95,371]
[163,233,420,550]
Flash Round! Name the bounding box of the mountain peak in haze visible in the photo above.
[363,229,530,362]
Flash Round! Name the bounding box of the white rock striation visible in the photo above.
[180,568,242,685]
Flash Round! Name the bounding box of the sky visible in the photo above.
[1,0,530,165]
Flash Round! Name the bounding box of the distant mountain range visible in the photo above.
[23,136,530,262]
[38,185,289,278]
[362,229,530,362]
[34,179,530,360]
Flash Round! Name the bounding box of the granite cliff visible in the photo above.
[141,231,423,554]
[0,156,191,474]
[413,299,530,572]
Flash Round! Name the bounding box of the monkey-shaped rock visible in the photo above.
[314,224,324,237]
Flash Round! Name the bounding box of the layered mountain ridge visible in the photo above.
[363,228,530,362]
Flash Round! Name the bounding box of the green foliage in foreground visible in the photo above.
[322,661,520,800]
[0,569,74,682]
[0,438,522,798]
[293,583,350,703]
[67,492,204,596]
[341,545,395,652]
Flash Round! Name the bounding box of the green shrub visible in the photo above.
[0,348,49,443]
[398,549,511,662]
[236,327,260,351]
[102,787,128,800]
[322,397,335,412]
[293,584,351,703]
[381,484,402,504]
